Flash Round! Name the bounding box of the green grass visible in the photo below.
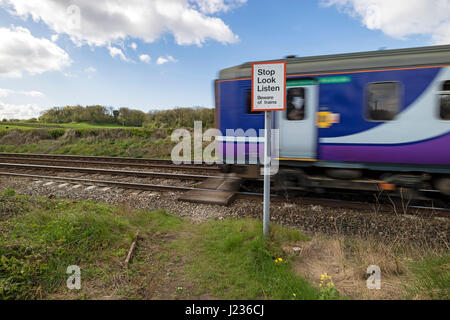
[0,124,40,130]
[0,138,174,158]
[0,122,138,130]
[183,219,319,300]
[59,123,137,129]
[0,191,321,300]
[0,128,175,158]
[0,197,134,299]
[407,254,450,300]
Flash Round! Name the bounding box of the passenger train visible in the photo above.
[214,45,450,197]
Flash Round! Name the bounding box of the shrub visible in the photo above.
[48,129,66,139]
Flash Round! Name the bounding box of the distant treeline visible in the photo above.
[27,105,215,128]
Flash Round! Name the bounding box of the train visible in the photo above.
[214,45,450,197]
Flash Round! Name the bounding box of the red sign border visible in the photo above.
[251,61,287,112]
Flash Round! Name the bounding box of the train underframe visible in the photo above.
[226,164,450,199]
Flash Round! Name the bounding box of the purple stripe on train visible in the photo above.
[320,133,450,165]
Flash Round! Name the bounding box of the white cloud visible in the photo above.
[156,55,178,65]
[0,101,46,120]
[51,34,59,42]
[84,66,96,73]
[84,66,96,79]
[1,0,240,48]
[0,87,46,119]
[130,42,138,50]
[191,0,247,14]
[0,26,71,78]
[323,0,450,44]
[0,88,45,98]
[139,54,151,63]
[63,72,77,78]
[108,46,131,62]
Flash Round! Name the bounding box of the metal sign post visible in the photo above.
[251,61,286,238]
[263,111,272,237]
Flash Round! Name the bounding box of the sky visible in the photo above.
[0,0,449,120]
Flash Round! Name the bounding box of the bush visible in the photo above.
[48,129,66,139]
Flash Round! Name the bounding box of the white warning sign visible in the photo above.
[252,62,286,111]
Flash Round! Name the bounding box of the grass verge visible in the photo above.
[0,191,320,300]
[183,219,319,300]
[2,189,447,300]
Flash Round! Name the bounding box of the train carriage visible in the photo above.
[214,45,450,196]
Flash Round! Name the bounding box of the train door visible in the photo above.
[277,82,318,159]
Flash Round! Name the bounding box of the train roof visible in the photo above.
[218,45,450,80]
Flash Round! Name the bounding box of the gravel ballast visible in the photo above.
[1,176,448,249]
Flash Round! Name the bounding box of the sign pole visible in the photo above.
[251,61,285,239]
[263,110,272,238]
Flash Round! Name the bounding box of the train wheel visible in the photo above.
[325,169,363,180]
[274,169,304,191]
[435,177,450,196]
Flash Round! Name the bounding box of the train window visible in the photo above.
[439,81,450,120]
[245,90,262,114]
[287,87,306,121]
[366,82,400,121]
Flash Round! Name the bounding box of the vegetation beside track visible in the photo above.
[1,106,214,129]
[407,253,450,300]
[0,189,448,300]
[0,189,320,300]
[0,106,215,158]
[0,127,176,158]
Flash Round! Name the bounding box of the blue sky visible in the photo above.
[0,0,448,119]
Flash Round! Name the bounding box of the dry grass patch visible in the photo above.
[290,235,448,300]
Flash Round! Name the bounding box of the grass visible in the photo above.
[0,129,175,158]
[0,122,138,130]
[407,254,450,300]
[0,191,321,300]
[1,190,447,300]
[59,123,137,129]
[0,195,136,299]
[183,219,319,300]
[0,125,216,159]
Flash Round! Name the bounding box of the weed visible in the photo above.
[318,273,340,300]
[2,188,16,196]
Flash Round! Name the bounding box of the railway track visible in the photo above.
[0,153,448,217]
[0,162,226,181]
[0,171,265,201]
[0,153,222,172]
[1,169,449,218]
[0,152,180,163]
